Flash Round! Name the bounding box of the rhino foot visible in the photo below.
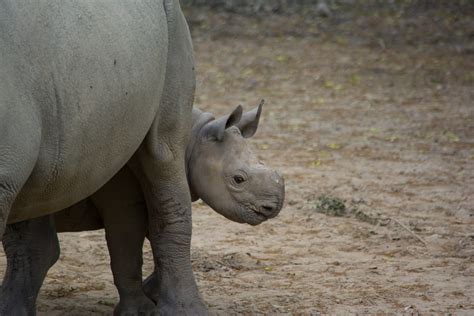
[0,297,31,316]
[113,294,158,316]
[143,272,207,316]
[158,299,208,316]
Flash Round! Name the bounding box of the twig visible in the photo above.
[392,218,428,247]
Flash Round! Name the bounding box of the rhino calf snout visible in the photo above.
[255,171,285,219]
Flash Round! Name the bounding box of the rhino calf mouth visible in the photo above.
[242,204,279,226]
[253,210,269,221]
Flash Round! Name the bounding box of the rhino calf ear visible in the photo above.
[205,105,243,141]
[236,99,264,138]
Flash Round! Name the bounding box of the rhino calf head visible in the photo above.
[187,101,285,225]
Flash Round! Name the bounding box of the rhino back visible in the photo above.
[1,1,173,222]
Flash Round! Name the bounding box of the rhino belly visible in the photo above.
[6,0,170,223]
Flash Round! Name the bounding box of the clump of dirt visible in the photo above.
[314,195,384,226]
[314,195,347,217]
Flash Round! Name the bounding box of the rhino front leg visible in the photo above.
[0,215,59,315]
[91,167,157,316]
[100,207,157,316]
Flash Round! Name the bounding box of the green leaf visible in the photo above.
[276,55,289,62]
[327,143,341,149]
[445,131,460,142]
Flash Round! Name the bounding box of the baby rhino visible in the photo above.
[53,102,285,315]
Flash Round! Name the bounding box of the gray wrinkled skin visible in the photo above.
[51,104,284,313]
[0,0,204,315]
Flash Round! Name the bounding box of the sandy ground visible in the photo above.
[1,7,473,315]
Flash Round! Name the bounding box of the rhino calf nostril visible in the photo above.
[262,205,274,213]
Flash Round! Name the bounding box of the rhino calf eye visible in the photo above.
[233,175,245,184]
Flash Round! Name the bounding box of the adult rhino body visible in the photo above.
[0,0,204,314]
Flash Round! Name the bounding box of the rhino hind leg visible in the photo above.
[127,1,206,314]
[0,215,59,315]
[0,100,41,240]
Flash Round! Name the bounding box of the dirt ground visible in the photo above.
[2,5,473,315]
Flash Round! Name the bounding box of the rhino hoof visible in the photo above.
[0,301,30,316]
[142,273,208,315]
[158,300,208,316]
[113,296,158,316]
